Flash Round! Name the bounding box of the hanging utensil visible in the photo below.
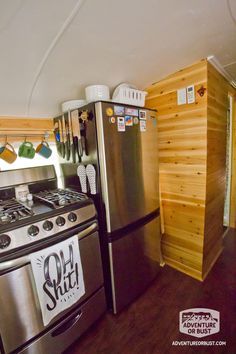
[54,121,61,156]
[71,110,79,162]
[68,111,76,163]
[79,110,89,156]
[65,113,71,161]
[77,118,83,158]
[80,120,88,156]
[59,117,65,158]
[72,110,82,161]
[62,114,70,160]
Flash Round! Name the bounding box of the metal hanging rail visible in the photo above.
[0,132,50,138]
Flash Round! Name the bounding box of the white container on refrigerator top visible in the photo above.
[85,85,110,102]
[112,84,147,107]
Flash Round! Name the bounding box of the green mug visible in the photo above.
[18,141,35,159]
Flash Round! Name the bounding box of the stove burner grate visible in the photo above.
[33,189,87,209]
[0,199,34,225]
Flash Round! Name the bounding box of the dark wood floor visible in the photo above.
[65,229,236,354]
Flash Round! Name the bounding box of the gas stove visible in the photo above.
[0,165,106,354]
[0,171,96,258]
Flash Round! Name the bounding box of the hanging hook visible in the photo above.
[43,131,49,142]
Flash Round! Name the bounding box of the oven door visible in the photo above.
[0,222,104,354]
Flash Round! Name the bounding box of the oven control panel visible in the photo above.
[0,204,96,254]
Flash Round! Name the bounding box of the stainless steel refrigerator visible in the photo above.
[58,101,161,313]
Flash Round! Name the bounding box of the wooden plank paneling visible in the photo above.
[0,117,54,143]
[146,60,208,280]
[202,62,228,278]
[147,61,208,97]
[147,59,236,281]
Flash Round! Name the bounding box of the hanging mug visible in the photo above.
[36,140,52,158]
[0,142,17,164]
[18,141,35,159]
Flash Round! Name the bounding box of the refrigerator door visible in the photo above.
[109,215,161,313]
[95,102,159,233]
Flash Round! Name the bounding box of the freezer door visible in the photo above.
[96,102,159,232]
[109,215,161,313]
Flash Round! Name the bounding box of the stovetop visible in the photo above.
[0,189,96,257]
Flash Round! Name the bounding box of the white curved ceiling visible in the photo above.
[0,0,236,117]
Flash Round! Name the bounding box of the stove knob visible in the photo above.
[0,234,11,249]
[68,212,77,223]
[43,220,53,231]
[28,225,39,237]
[56,216,66,227]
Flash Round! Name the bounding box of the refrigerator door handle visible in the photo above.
[95,102,111,232]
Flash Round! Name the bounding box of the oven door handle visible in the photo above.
[51,309,83,337]
[0,222,98,272]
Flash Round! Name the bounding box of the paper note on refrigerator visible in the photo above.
[140,120,146,132]
[117,117,125,132]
